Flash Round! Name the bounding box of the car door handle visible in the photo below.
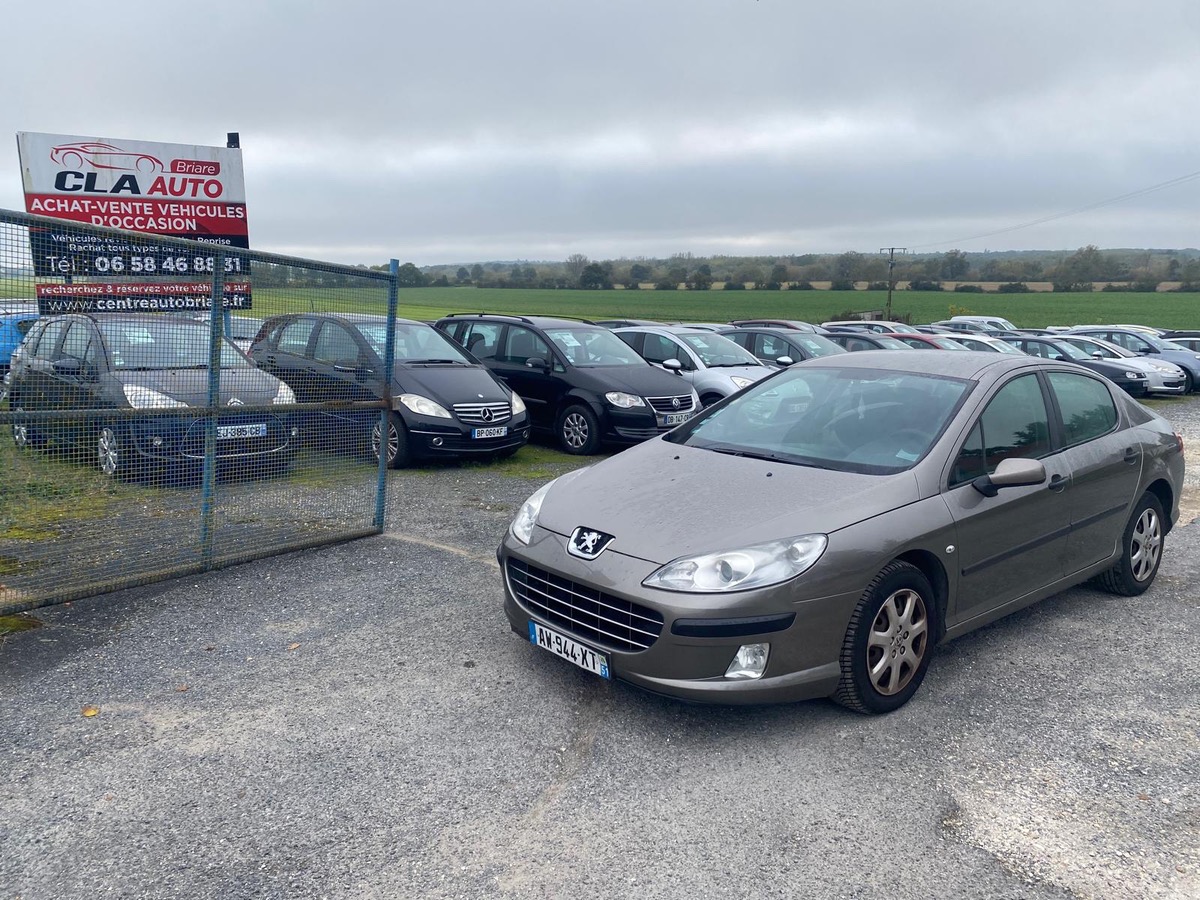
[1123,447,1139,465]
[1048,474,1069,493]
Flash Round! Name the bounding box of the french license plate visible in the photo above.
[663,411,692,426]
[472,425,508,439]
[217,423,267,440]
[528,621,610,679]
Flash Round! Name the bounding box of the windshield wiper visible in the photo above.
[405,358,467,365]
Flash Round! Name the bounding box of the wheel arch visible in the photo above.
[892,549,949,643]
[1145,478,1175,535]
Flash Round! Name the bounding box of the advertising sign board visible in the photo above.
[17,132,250,278]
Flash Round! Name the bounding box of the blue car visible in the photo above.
[0,305,39,375]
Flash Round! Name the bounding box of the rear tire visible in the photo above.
[1095,492,1164,596]
[371,412,410,469]
[11,405,45,450]
[833,561,937,714]
[557,404,601,455]
[97,426,127,478]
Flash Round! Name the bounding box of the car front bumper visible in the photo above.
[498,526,857,705]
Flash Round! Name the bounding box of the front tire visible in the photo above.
[700,392,724,408]
[1095,492,1164,596]
[371,412,410,469]
[557,404,601,455]
[833,561,937,714]
[1184,371,1196,394]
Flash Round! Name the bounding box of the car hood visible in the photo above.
[699,364,773,382]
[115,367,282,406]
[571,364,693,397]
[536,438,920,564]
[393,363,509,403]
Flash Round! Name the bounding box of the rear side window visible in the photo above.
[1048,372,1118,447]
[951,374,1051,486]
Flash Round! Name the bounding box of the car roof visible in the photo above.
[612,325,724,337]
[437,312,599,329]
[263,312,425,327]
[807,348,1042,381]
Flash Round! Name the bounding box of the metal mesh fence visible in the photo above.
[0,210,398,614]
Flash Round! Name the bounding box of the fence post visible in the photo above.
[374,259,400,531]
[200,253,226,569]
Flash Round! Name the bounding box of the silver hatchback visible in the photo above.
[613,325,772,406]
[500,352,1184,713]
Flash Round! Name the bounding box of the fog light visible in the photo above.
[151,436,164,447]
[432,437,444,447]
[725,643,769,680]
[290,426,299,437]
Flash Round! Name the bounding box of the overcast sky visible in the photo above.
[2,0,1198,266]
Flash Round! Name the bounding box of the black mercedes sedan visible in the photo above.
[8,313,297,478]
[249,313,529,466]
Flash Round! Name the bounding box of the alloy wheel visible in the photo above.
[98,427,121,477]
[865,588,928,696]
[562,412,589,450]
[1130,507,1162,582]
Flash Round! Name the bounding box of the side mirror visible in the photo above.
[525,356,550,372]
[775,356,795,367]
[1091,350,1104,359]
[972,457,1047,498]
[1137,347,1152,355]
[662,358,684,373]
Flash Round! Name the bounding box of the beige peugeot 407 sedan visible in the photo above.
[498,351,1184,713]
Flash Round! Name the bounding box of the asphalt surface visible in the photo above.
[3,402,1199,899]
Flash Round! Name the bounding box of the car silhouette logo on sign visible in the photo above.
[567,526,615,560]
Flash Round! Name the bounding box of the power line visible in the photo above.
[909,168,1200,251]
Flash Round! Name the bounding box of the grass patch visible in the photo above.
[465,442,598,480]
[0,614,41,635]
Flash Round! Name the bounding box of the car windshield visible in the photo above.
[677,333,761,367]
[1073,338,1128,358]
[359,322,472,363]
[667,366,971,474]
[875,336,911,349]
[546,328,645,366]
[1049,341,1089,361]
[793,334,846,358]
[98,319,251,369]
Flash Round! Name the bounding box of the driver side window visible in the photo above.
[950,374,1051,487]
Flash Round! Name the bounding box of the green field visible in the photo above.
[7,277,1200,329]
[374,287,1200,331]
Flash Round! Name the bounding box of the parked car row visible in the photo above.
[7,308,1200,481]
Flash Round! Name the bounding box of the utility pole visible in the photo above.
[880,247,906,320]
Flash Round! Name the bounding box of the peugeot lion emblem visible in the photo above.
[568,526,615,560]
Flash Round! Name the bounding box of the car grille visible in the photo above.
[646,394,696,414]
[453,401,511,424]
[506,558,664,653]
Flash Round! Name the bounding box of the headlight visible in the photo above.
[643,534,827,593]
[729,376,754,389]
[272,381,296,405]
[511,478,558,545]
[123,385,187,409]
[605,392,645,408]
[1123,371,1142,379]
[398,393,452,418]
[1150,362,1179,373]
[511,392,527,415]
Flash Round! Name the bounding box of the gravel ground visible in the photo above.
[2,399,1198,899]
